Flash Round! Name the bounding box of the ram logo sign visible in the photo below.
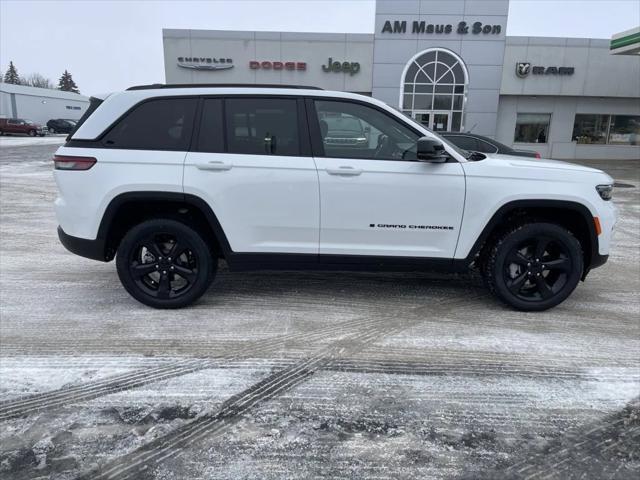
[516,62,531,78]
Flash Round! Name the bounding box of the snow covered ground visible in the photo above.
[0,144,638,479]
[0,136,66,148]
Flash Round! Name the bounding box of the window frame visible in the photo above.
[513,112,552,144]
[305,97,431,162]
[214,95,311,157]
[93,95,200,151]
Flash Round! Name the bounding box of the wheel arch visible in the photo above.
[97,192,232,261]
[465,199,600,277]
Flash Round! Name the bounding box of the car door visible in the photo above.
[183,96,320,255]
[309,98,465,259]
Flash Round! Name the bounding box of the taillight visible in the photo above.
[53,155,97,171]
[535,152,541,159]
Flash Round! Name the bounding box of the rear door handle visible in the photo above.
[196,161,233,171]
[326,166,362,176]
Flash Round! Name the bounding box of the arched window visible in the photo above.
[400,48,468,132]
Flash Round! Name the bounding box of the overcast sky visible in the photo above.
[1,0,639,96]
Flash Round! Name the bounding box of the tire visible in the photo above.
[28,130,36,137]
[116,219,216,308]
[482,222,583,311]
[48,127,56,134]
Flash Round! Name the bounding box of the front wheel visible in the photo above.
[48,127,56,134]
[28,130,36,137]
[116,219,216,308]
[483,222,583,311]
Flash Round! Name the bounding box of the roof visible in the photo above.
[0,83,90,101]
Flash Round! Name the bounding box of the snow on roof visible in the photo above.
[0,82,90,102]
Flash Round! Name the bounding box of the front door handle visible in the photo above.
[196,161,233,171]
[326,166,362,176]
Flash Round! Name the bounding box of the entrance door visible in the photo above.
[412,111,450,132]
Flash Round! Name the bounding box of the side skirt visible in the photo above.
[226,253,470,274]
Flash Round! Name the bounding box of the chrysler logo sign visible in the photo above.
[516,62,575,77]
[177,57,234,71]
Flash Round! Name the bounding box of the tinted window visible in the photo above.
[103,98,197,150]
[197,98,224,153]
[225,98,299,156]
[314,100,420,160]
[443,135,478,151]
[475,138,499,153]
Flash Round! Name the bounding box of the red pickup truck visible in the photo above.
[0,118,48,136]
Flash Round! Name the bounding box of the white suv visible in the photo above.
[54,84,616,310]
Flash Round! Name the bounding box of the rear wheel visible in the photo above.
[116,219,216,308]
[28,130,36,137]
[483,222,583,311]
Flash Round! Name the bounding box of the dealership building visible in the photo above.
[163,0,640,160]
[0,83,89,125]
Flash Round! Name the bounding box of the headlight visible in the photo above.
[596,184,613,201]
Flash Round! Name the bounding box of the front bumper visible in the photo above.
[58,226,108,262]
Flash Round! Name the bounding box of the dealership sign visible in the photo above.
[249,61,307,70]
[516,62,575,78]
[322,57,360,75]
[177,57,233,70]
[381,20,502,35]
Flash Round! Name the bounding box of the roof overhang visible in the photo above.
[610,26,640,55]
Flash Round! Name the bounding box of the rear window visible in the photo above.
[102,97,197,151]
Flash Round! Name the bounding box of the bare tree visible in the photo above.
[23,73,53,89]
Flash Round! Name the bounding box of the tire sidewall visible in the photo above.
[490,223,583,311]
[116,219,216,309]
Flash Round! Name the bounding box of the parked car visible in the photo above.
[47,118,77,135]
[54,84,615,311]
[0,118,47,136]
[441,132,540,158]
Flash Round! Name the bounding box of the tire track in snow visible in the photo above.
[75,295,479,480]
[0,292,471,421]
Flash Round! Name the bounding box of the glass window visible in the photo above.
[315,100,420,161]
[103,98,197,151]
[444,135,478,151]
[608,115,640,145]
[475,138,499,153]
[197,98,224,153]
[225,98,300,156]
[514,113,551,143]
[572,114,608,144]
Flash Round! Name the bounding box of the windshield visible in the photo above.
[324,115,364,134]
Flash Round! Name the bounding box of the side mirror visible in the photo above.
[416,137,448,163]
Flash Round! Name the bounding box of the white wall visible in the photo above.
[163,29,374,92]
[0,85,89,125]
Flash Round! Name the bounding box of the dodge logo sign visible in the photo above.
[516,62,531,78]
[177,57,234,71]
[249,61,307,71]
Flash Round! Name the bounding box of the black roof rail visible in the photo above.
[126,83,324,91]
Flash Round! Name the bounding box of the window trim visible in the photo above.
[305,96,434,162]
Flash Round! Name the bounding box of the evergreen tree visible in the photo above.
[3,61,20,84]
[57,70,80,93]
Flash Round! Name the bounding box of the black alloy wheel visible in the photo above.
[116,219,215,308]
[484,223,583,311]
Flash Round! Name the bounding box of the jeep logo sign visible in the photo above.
[322,57,360,75]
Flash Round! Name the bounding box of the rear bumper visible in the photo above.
[57,226,108,262]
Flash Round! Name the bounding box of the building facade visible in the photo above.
[0,83,89,125]
[162,0,640,160]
